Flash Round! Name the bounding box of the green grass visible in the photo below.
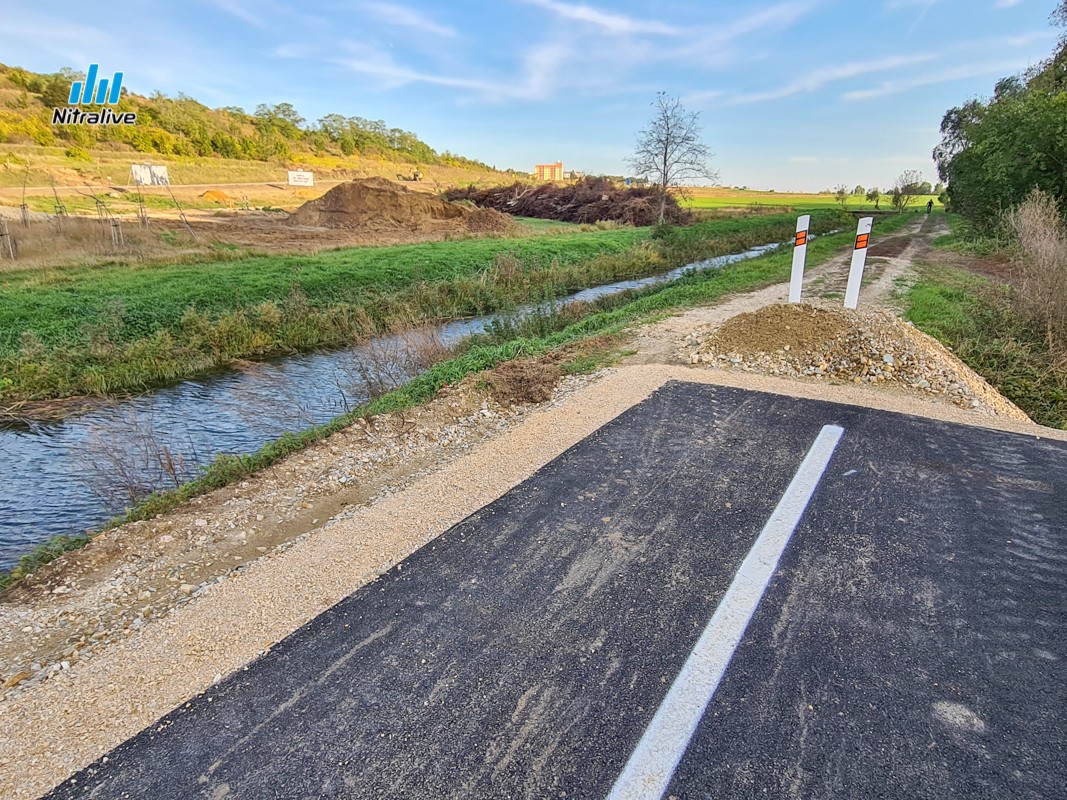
[513,216,580,230]
[0,210,846,402]
[904,262,1066,430]
[682,190,943,213]
[931,213,1015,257]
[0,209,869,588]
[0,228,641,346]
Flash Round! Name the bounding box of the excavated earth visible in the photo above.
[683,302,1029,420]
[285,177,513,235]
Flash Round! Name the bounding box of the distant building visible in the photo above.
[534,161,564,181]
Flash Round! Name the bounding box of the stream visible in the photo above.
[0,241,783,569]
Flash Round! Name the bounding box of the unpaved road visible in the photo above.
[2,215,1064,798]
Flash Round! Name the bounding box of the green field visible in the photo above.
[681,189,942,213]
[0,209,901,585]
[0,211,847,402]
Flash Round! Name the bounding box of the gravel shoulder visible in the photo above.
[2,215,1064,798]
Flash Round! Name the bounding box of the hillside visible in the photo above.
[0,63,510,187]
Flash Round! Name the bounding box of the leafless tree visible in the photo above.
[627,93,719,225]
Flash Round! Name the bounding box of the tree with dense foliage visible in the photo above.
[934,2,1067,223]
[0,63,492,171]
[890,170,924,213]
[628,93,718,225]
[866,187,882,209]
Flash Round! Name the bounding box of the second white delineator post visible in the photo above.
[843,217,874,310]
[788,214,811,303]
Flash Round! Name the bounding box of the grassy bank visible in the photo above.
[904,261,1067,429]
[0,210,845,403]
[0,212,910,588]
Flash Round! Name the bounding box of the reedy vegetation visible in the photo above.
[0,210,883,588]
[0,212,847,404]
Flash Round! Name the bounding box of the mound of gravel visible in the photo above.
[684,303,1029,421]
[286,178,513,235]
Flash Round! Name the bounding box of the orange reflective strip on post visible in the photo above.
[855,233,869,249]
[795,231,807,246]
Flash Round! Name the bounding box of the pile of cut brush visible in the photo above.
[444,177,690,226]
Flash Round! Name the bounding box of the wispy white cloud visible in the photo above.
[357,2,457,38]
[885,0,944,35]
[521,0,678,35]
[995,0,1023,8]
[271,0,815,108]
[730,54,934,104]
[334,37,571,101]
[994,30,1056,46]
[885,0,940,8]
[842,59,1033,100]
[680,89,725,106]
[667,2,818,69]
[207,0,267,28]
[202,0,326,31]
[709,1,817,41]
[0,12,115,65]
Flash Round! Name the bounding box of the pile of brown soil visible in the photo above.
[686,303,1029,420]
[286,178,513,234]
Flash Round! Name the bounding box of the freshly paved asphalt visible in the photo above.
[45,382,1066,799]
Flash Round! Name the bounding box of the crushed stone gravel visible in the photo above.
[681,302,1029,421]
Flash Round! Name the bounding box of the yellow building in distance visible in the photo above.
[534,162,564,181]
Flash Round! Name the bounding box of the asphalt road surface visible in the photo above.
[45,382,1067,799]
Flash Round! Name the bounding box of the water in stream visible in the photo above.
[0,242,781,568]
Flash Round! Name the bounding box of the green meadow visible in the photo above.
[0,211,846,402]
[682,188,942,213]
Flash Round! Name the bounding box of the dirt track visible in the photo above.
[1,215,1063,799]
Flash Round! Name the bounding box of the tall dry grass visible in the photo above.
[1005,189,1067,356]
[0,216,206,271]
[77,410,200,509]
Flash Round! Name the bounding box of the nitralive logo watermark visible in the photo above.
[51,64,137,125]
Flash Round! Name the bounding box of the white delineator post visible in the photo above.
[788,214,811,303]
[843,217,873,310]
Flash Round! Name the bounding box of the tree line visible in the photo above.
[0,64,491,169]
[935,1,1067,223]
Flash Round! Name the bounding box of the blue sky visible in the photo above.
[4,0,1062,191]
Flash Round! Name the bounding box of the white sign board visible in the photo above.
[843,217,874,310]
[788,214,811,303]
[287,170,314,187]
[130,164,170,186]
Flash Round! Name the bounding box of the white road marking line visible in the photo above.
[606,424,845,800]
